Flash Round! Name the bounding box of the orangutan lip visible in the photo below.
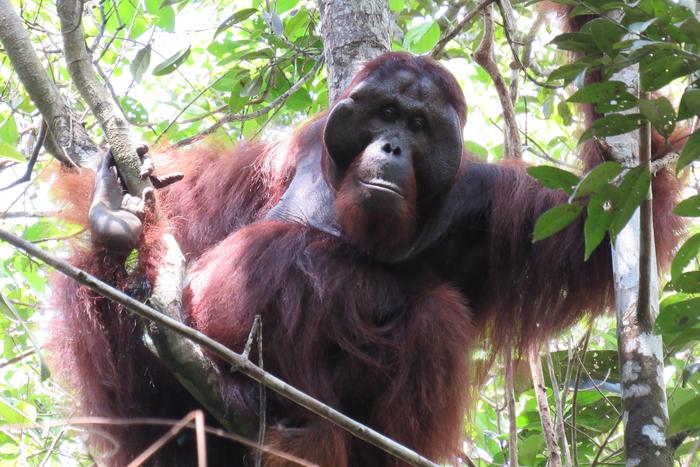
[359,178,404,197]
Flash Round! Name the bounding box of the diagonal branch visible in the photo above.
[0,227,439,467]
[473,4,522,159]
[56,0,145,195]
[529,345,563,467]
[431,0,495,58]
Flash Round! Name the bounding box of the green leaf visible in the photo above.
[584,187,615,260]
[568,81,637,113]
[267,12,284,36]
[550,32,598,53]
[526,165,580,194]
[22,220,58,241]
[130,45,151,83]
[284,9,309,41]
[677,130,700,172]
[518,434,545,466]
[152,46,191,76]
[588,18,625,56]
[212,69,244,92]
[241,74,263,98]
[464,141,488,159]
[287,87,312,111]
[640,52,700,92]
[228,81,247,113]
[669,395,700,434]
[572,161,623,199]
[533,203,583,242]
[628,18,657,34]
[548,63,587,84]
[558,100,573,126]
[672,234,700,280]
[0,143,25,162]
[0,397,33,424]
[667,272,700,293]
[156,6,175,32]
[638,97,676,137]
[160,0,186,8]
[215,9,258,37]
[389,0,405,11]
[0,293,50,380]
[673,194,700,217]
[119,97,150,124]
[581,113,643,142]
[656,297,700,334]
[404,22,440,54]
[275,0,299,14]
[0,114,18,146]
[678,88,700,120]
[609,166,651,239]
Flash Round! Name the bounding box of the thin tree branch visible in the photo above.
[436,1,467,31]
[529,345,562,467]
[431,0,494,58]
[127,411,207,467]
[519,11,547,77]
[7,416,316,467]
[1,211,59,219]
[473,5,522,159]
[56,0,145,195]
[0,227,439,467]
[504,352,519,467]
[546,349,572,467]
[571,326,591,467]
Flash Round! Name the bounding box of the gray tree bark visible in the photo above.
[0,0,98,166]
[319,0,391,102]
[56,0,145,195]
[606,54,671,467]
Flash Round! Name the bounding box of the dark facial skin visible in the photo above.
[323,67,464,213]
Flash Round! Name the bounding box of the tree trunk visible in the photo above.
[606,46,672,467]
[319,0,390,101]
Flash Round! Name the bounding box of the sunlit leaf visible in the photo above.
[640,51,700,91]
[666,272,700,293]
[638,97,676,137]
[568,81,637,113]
[533,203,583,242]
[673,195,700,217]
[0,143,24,162]
[584,187,615,260]
[678,88,700,120]
[588,18,625,56]
[550,32,598,53]
[527,165,580,194]
[152,46,191,76]
[609,166,651,239]
[672,234,700,280]
[655,297,700,333]
[404,22,440,54]
[677,130,700,172]
[130,45,152,83]
[572,161,622,199]
[669,396,700,434]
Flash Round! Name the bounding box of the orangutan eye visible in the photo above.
[410,116,426,131]
[381,105,398,121]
